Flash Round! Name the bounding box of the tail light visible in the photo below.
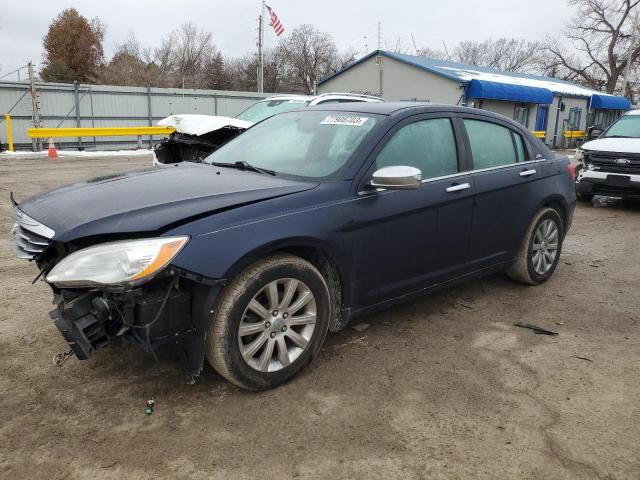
[568,163,576,181]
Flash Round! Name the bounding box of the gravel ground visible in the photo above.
[0,154,639,480]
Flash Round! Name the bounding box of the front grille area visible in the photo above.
[11,209,54,260]
[587,151,640,175]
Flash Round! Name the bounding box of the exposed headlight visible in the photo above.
[46,236,189,288]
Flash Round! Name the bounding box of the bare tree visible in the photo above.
[225,48,291,93]
[453,38,541,72]
[144,23,218,88]
[171,22,215,88]
[543,0,640,95]
[416,46,448,60]
[386,37,411,54]
[101,34,154,86]
[278,24,339,92]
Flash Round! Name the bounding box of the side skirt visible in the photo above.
[345,261,513,324]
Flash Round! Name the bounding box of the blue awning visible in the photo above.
[589,94,630,110]
[467,79,553,104]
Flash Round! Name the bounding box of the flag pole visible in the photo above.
[257,0,265,93]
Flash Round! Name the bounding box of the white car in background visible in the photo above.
[152,93,382,165]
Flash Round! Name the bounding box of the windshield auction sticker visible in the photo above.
[320,115,368,126]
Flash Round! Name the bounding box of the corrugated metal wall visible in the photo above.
[0,81,272,151]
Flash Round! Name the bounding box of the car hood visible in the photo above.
[17,163,318,242]
[158,114,254,136]
[582,137,640,154]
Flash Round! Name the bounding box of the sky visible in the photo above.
[0,0,575,81]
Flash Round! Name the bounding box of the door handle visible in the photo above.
[520,169,537,177]
[446,182,471,193]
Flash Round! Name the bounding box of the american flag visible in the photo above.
[266,5,285,37]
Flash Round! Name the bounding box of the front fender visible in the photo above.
[166,200,352,286]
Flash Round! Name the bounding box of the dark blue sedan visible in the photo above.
[12,103,576,390]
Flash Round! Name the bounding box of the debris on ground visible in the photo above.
[145,399,155,415]
[592,196,623,208]
[514,322,558,336]
[571,355,594,363]
[351,322,370,332]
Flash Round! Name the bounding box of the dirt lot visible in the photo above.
[1,154,639,480]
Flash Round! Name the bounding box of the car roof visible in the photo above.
[304,101,492,116]
[262,94,315,101]
[262,93,383,103]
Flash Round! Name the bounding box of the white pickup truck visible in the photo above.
[575,109,640,201]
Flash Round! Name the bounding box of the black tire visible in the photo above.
[506,207,564,285]
[206,253,331,390]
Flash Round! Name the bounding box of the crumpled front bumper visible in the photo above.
[576,170,640,198]
[48,275,223,382]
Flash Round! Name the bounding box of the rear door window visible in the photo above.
[375,118,459,179]
[463,119,517,169]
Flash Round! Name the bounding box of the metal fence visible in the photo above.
[0,81,271,151]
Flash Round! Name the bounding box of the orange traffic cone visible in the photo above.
[47,137,57,159]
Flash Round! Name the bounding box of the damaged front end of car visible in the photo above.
[12,208,223,381]
[153,114,252,165]
[153,129,243,164]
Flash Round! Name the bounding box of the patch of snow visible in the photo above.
[438,66,616,99]
[0,149,152,158]
[157,114,253,136]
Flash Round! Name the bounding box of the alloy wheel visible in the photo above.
[531,219,559,275]
[238,278,317,372]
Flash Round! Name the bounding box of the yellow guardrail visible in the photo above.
[533,131,545,139]
[27,126,176,138]
[563,130,585,138]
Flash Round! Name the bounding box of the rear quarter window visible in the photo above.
[513,132,528,161]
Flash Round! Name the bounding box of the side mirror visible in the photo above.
[587,126,603,140]
[370,166,422,190]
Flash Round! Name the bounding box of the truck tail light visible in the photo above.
[568,163,576,181]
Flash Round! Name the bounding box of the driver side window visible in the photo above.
[375,118,459,179]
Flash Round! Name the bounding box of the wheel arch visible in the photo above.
[222,237,348,332]
[539,195,569,235]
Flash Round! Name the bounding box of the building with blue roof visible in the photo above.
[318,50,631,148]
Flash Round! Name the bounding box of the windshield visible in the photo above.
[603,114,640,138]
[236,99,310,123]
[205,111,379,178]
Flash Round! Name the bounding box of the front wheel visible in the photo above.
[506,208,564,285]
[207,254,331,390]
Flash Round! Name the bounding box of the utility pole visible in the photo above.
[377,23,383,96]
[27,61,42,151]
[623,10,640,100]
[257,1,265,93]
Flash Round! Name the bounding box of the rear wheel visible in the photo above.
[506,208,564,285]
[207,254,331,390]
